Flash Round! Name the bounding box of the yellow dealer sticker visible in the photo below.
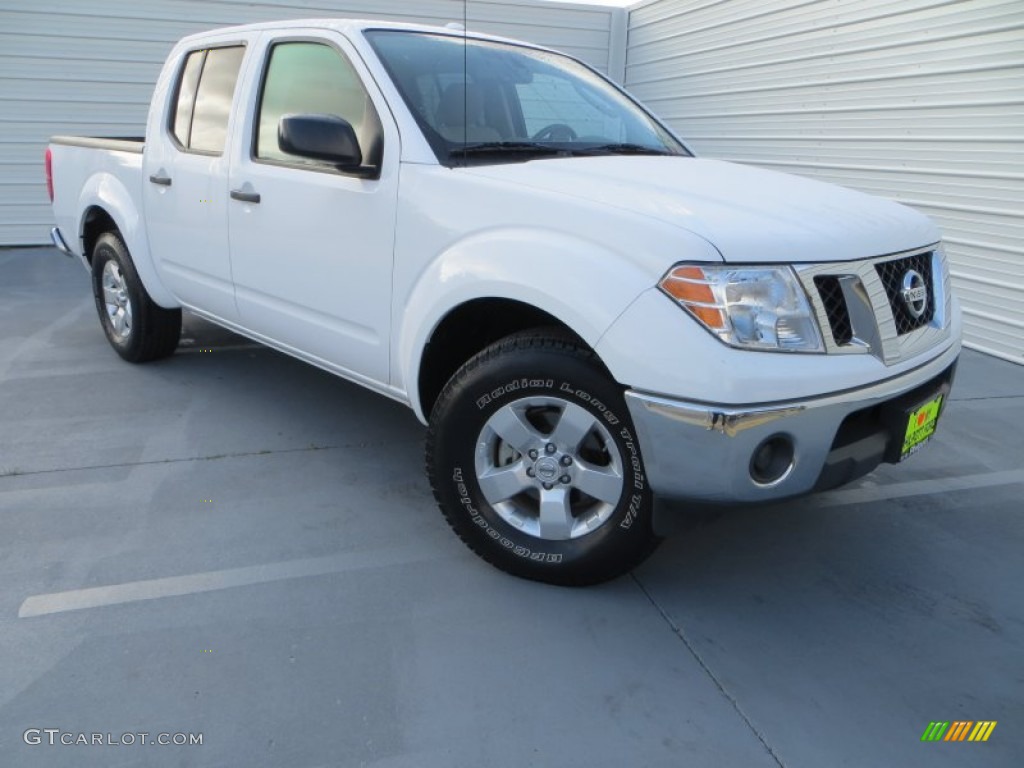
[902,394,943,460]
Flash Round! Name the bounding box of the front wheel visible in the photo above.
[427,331,659,585]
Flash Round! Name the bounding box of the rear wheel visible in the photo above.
[427,331,659,585]
[91,232,181,362]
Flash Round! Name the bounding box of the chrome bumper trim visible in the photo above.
[625,340,961,503]
[51,226,90,272]
[50,226,72,256]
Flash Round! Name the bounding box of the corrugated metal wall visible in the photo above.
[5,0,1020,363]
[0,0,624,246]
[626,0,1024,363]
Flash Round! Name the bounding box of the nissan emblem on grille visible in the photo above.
[901,269,928,319]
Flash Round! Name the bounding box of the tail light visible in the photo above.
[44,147,54,202]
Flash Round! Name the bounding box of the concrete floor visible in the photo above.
[1,246,1021,767]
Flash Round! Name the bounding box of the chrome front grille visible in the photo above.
[812,275,854,346]
[796,244,951,365]
[874,251,935,335]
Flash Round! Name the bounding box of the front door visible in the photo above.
[227,34,399,385]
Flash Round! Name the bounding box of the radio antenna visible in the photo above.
[462,0,468,166]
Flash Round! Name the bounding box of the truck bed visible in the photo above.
[51,136,144,153]
[49,136,146,262]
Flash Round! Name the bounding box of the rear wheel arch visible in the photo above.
[81,205,119,266]
[75,184,178,308]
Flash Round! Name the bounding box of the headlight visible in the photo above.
[659,264,824,352]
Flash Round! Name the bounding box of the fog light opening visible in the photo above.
[750,435,795,486]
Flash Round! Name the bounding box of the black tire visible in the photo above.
[427,330,660,586]
[91,232,181,362]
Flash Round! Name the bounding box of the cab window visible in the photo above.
[255,41,382,169]
[169,45,245,154]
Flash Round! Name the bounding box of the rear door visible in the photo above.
[143,37,251,320]
[226,31,400,385]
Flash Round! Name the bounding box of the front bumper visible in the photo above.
[624,340,960,504]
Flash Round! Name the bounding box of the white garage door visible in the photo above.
[0,0,624,246]
[626,0,1024,363]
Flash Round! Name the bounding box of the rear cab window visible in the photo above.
[169,45,246,154]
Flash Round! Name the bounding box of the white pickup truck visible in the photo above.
[47,19,961,585]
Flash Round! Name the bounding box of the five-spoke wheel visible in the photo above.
[90,232,181,362]
[427,330,659,585]
[100,260,133,341]
[476,397,624,540]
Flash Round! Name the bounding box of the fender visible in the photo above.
[77,171,178,308]
[397,227,656,422]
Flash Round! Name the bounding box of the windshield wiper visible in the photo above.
[452,141,674,164]
[571,143,672,156]
[455,141,568,158]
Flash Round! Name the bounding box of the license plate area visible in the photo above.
[899,393,944,461]
[879,364,955,464]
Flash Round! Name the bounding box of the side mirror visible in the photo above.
[278,114,366,172]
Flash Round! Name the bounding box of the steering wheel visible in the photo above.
[531,123,578,142]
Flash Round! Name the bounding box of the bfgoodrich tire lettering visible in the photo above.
[91,232,181,362]
[427,331,659,585]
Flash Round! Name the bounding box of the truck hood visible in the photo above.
[464,156,938,262]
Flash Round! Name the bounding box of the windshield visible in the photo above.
[365,30,690,166]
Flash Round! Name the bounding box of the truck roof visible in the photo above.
[177,18,542,50]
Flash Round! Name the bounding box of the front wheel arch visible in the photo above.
[418,299,589,423]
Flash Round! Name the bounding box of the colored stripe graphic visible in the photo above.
[921,720,996,742]
[945,721,972,741]
[968,722,997,742]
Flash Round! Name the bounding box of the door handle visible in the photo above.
[230,189,261,204]
[148,174,172,186]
